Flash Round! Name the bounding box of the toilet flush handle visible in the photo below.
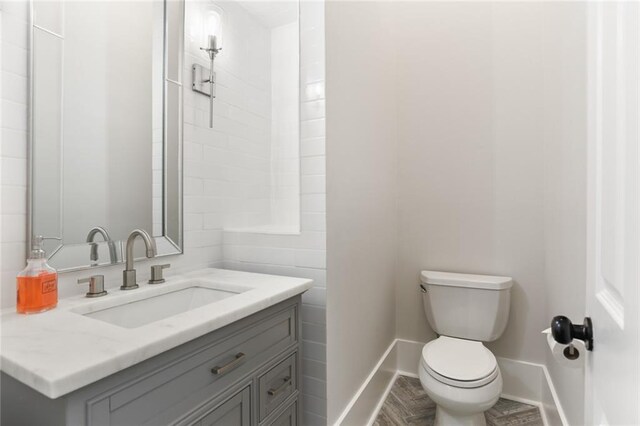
[419,284,427,293]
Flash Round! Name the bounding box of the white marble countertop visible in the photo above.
[0,268,312,399]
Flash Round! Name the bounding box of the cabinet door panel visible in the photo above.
[269,401,296,426]
[197,387,251,426]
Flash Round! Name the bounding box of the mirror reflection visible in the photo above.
[30,0,183,271]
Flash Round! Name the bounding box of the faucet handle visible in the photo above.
[78,275,107,298]
[149,264,170,284]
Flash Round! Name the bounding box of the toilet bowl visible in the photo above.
[418,271,513,426]
[419,336,502,426]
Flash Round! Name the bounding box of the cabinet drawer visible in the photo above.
[258,353,297,421]
[104,306,296,425]
[193,386,251,426]
[269,401,297,426]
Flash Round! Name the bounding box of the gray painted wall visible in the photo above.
[325,1,398,423]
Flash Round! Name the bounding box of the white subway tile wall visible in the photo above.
[222,2,327,422]
[1,1,30,309]
[270,20,301,230]
[185,0,273,231]
[0,0,326,422]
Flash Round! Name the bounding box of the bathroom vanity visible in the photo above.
[1,269,312,425]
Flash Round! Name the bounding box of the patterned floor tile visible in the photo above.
[373,376,543,426]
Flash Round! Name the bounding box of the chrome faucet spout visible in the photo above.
[121,229,156,290]
[86,226,110,243]
[86,226,117,263]
[125,229,156,269]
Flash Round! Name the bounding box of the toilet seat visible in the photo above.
[421,336,498,389]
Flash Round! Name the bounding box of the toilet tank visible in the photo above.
[420,271,513,342]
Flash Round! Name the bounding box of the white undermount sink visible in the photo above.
[76,284,243,329]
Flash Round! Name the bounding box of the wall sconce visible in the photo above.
[192,6,224,128]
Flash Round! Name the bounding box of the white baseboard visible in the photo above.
[496,357,546,402]
[396,339,423,374]
[541,364,569,426]
[335,338,568,426]
[365,371,399,426]
[333,339,398,426]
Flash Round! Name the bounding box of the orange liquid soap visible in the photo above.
[16,236,58,314]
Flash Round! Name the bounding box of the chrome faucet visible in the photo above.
[121,229,157,290]
[86,226,117,264]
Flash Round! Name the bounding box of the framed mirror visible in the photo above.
[28,0,184,271]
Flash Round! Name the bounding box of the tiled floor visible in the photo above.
[374,375,543,426]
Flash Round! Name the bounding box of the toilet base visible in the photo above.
[419,356,501,426]
[435,405,486,426]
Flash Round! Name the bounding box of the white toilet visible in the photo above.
[418,271,513,426]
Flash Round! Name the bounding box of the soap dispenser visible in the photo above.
[16,236,58,314]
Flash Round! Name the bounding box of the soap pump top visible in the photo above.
[23,236,53,270]
[30,235,46,259]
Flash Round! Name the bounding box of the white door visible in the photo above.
[585,2,639,425]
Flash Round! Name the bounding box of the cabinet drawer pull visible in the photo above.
[267,376,292,396]
[211,352,245,375]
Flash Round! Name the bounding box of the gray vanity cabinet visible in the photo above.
[270,402,297,426]
[258,354,297,421]
[192,386,252,426]
[1,297,302,426]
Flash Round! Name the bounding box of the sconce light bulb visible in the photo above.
[208,35,218,51]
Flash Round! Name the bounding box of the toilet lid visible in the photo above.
[421,336,498,388]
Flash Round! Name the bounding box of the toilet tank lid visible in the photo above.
[420,271,513,290]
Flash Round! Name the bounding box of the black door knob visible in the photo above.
[551,316,594,351]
